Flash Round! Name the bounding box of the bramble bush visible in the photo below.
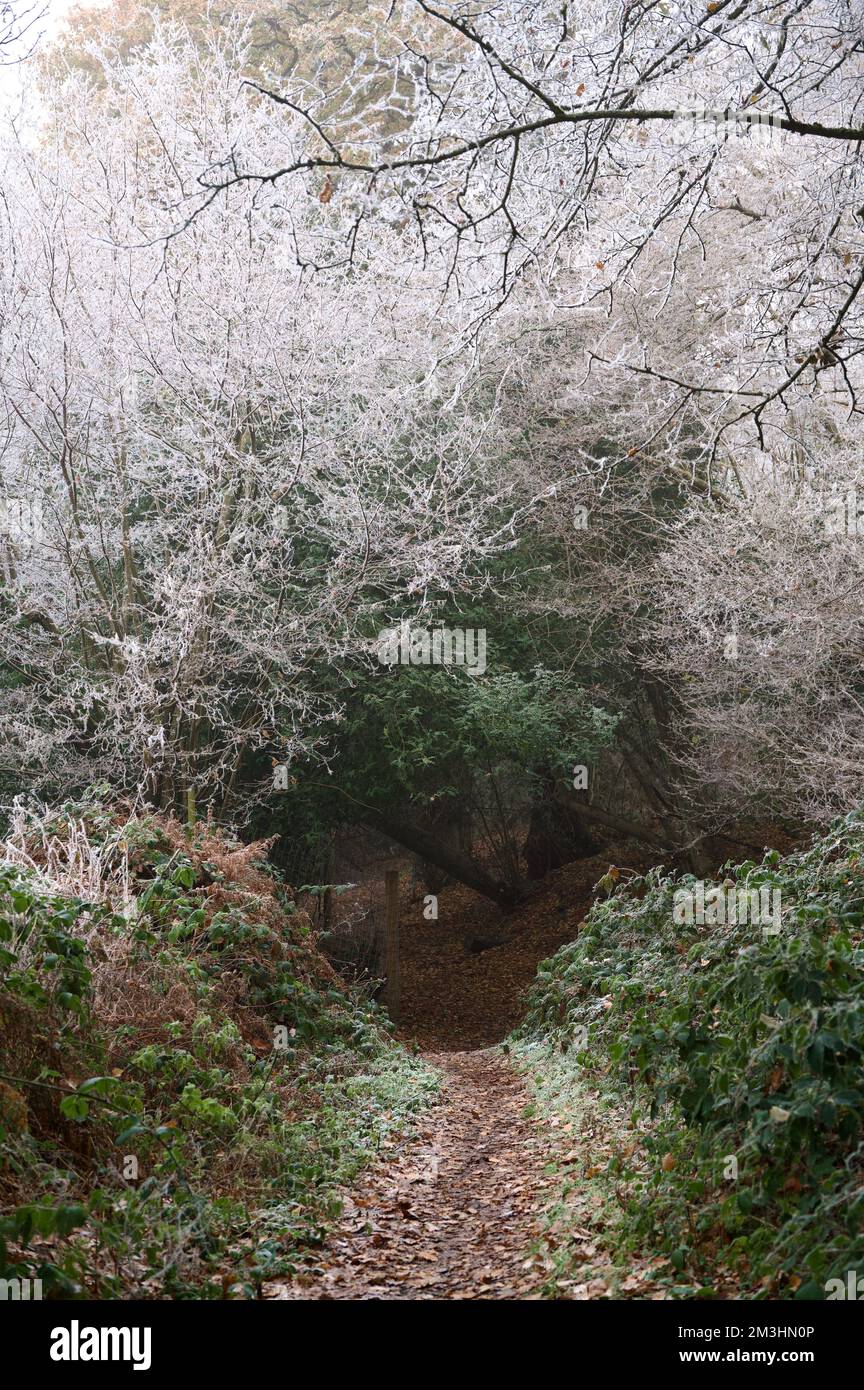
[0,798,436,1298]
[517,811,864,1298]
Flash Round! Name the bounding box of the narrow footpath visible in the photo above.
[270,1050,552,1299]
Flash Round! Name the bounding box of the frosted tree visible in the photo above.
[0,21,517,819]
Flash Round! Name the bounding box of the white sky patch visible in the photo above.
[0,0,77,116]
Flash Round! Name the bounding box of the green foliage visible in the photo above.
[0,803,438,1298]
[516,811,864,1298]
[0,867,93,1013]
[349,664,616,806]
[258,581,618,864]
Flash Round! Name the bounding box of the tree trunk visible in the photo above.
[524,794,600,878]
[558,788,715,872]
[557,791,673,851]
[360,809,519,910]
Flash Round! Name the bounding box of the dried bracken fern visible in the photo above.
[3,798,134,913]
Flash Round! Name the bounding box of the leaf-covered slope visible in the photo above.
[516,813,864,1299]
[0,795,436,1298]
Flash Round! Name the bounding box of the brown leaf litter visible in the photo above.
[265,1050,555,1300]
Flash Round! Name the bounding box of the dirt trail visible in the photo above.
[269,1050,552,1300]
[269,853,655,1299]
[269,833,799,1300]
[397,849,655,1048]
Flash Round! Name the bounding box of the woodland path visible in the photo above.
[268,851,649,1299]
[268,1050,553,1300]
[267,834,788,1301]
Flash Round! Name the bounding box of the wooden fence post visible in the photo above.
[384,869,401,1023]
